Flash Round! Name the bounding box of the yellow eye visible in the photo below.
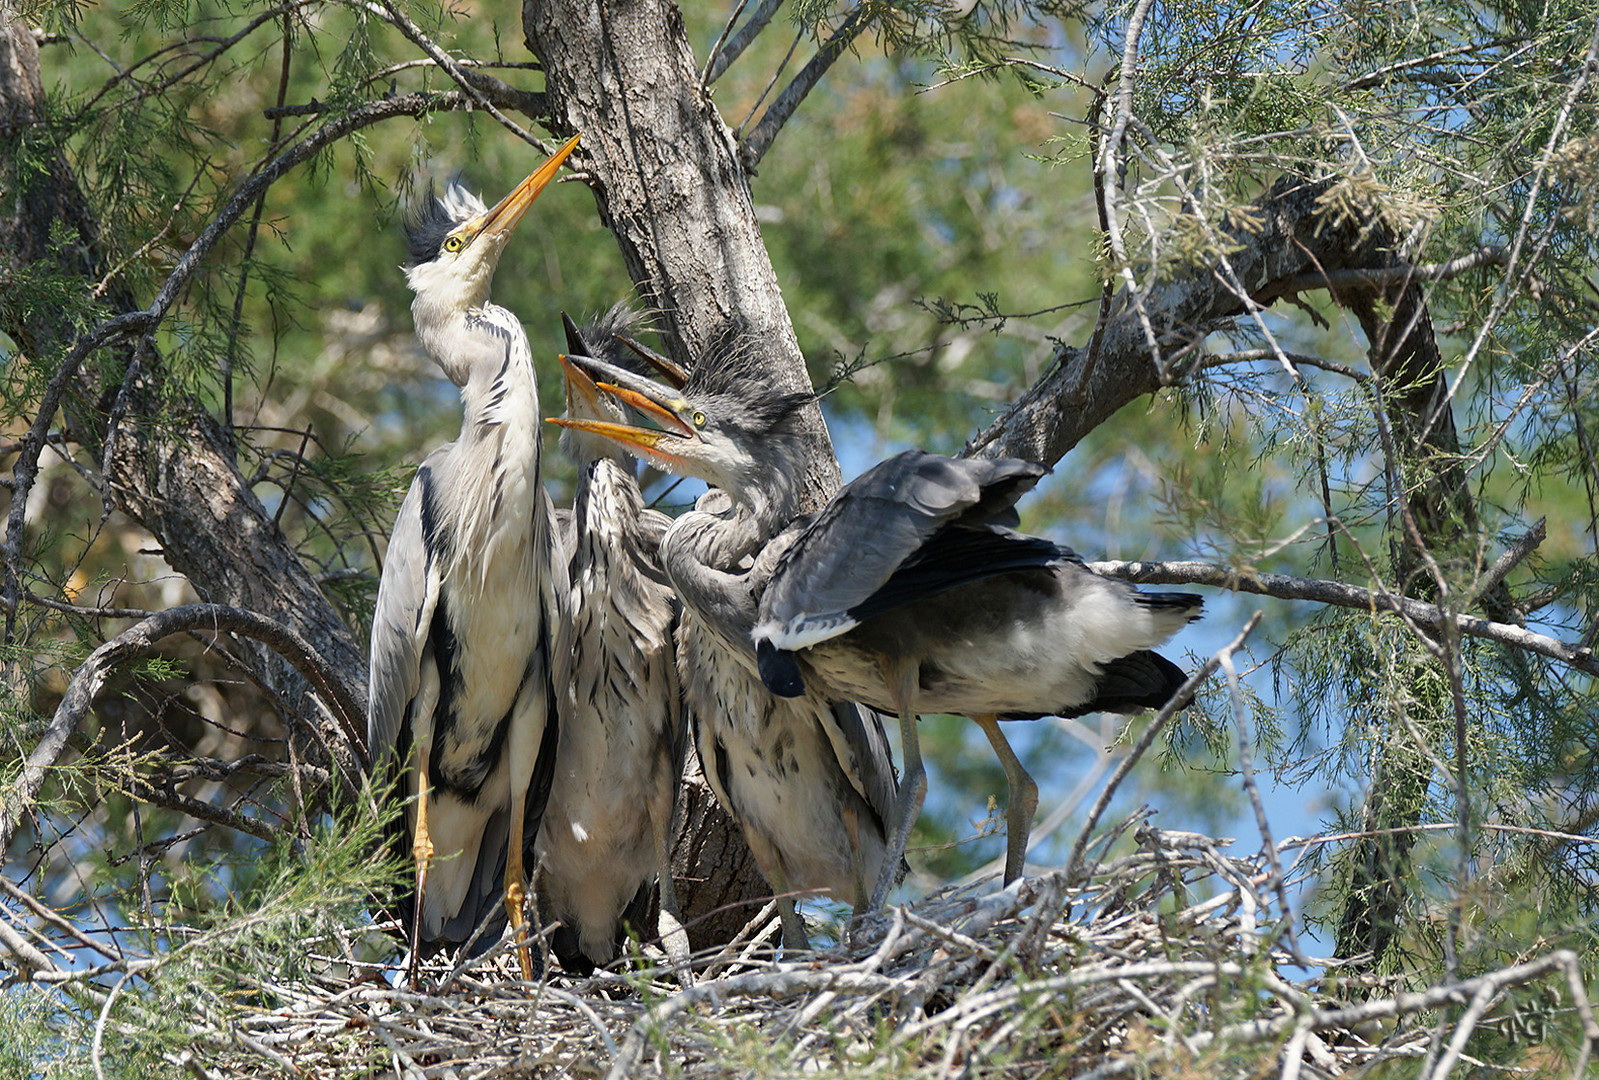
[443,234,465,253]
[692,411,707,427]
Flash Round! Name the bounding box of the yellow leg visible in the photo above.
[974,714,1037,885]
[505,789,535,982]
[408,746,435,986]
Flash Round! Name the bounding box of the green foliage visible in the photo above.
[0,801,396,1077]
[3,0,1598,1061]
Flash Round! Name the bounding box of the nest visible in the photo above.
[126,822,1597,1079]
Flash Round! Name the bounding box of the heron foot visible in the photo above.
[504,880,535,983]
[777,897,810,953]
[657,907,694,988]
[869,706,926,913]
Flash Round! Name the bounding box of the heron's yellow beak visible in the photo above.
[468,133,581,248]
[547,352,701,467]
[559,353,605,417]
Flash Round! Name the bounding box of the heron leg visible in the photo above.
[503,791,536,982]
[973,714,1037,885]
[503,694,547,984]
[408,745,435,986]
[649,781,693,986]
[841,803,868,914]
[766,865,810,953]
[869,658,925,913]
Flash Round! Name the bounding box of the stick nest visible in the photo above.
[140,822,1597,1079]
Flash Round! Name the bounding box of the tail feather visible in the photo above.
[1055,649,1189,718]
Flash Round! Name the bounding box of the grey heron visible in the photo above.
[554,351,1202,910]
[367,134,580,982]
[536,304,692,976]
[550,344,902,951]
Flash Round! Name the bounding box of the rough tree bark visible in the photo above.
[521,0,849,941]
[521,0,841,502]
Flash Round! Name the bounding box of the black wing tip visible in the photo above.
[1137,590,1206,617]
[1052,650,1191,718]
[757,639,808,698]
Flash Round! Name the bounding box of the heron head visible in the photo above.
[550,342,810,507]
[403,133,581,315]
[557,307,689,465]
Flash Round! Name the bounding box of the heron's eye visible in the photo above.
[692,411,707,428]
[443,234,466,253]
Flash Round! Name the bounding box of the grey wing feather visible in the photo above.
[756,450,1047,649]
[367,475,441,777]
[815,699,900,837]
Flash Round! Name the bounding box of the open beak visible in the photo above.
[547,353,700,465]
[467,133,581,249]
[616,335,689,389]
[558,353,606,417]
[560,309,690,390]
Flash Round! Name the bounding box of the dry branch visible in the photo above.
[0,603,364,857]
[1087,557,1597,676]
[5,823,1584,1079]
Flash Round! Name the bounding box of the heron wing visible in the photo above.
[846,525,1075,625]
[813,700,900,838]
[756,450,1048,650]
[367,468,445,778]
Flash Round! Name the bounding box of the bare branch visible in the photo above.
[703,0,781,87]
[742,7,871,168]
[1088,557,1597,676]
[1470,517,1546,606]
[1260,246,1508,299]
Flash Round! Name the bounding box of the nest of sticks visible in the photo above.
[129,817,1597,1080]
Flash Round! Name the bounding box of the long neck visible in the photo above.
[459,304,540,432]
[661,502,763,646]
[428,302,547,586]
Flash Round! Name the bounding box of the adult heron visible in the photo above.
[555,350,1202,910]
[537,305,692,976]
[368,134,580,982]
[550,345,902,951]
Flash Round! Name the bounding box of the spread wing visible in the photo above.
[754,450,1048,651]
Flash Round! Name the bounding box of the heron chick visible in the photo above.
[550,343,902,951]
[554,349,1202,909]
[536,305,692,977]
[368,134,579,983]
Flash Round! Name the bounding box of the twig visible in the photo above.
[605,968,904,1080]
[742,7,872,168]
[1219,643,1304,964]
[371,0,551,149]
[1260,246,1509,298]
[1097,0,1164,375]
[1089,557,1599,675]
[1470,516,1546,605]
[703,0,782,86]
[1064,613,1259,882]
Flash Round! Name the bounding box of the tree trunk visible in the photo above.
[521,0,848,942]
[521,0,840,503]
